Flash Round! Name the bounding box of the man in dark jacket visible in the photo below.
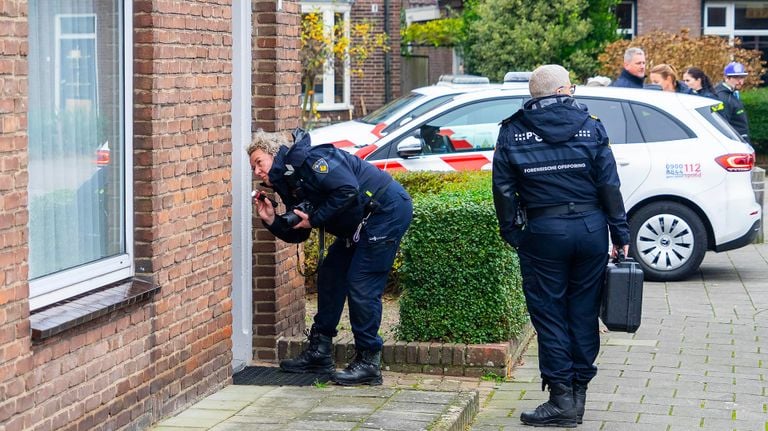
[611,47,646,88]
[714,61,750,143]
[493,65,630,427]
[248,129,413,386]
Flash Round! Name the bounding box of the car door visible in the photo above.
[577,97,651,204]
[365,97,524,172]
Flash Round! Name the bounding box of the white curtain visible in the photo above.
[28,0,123,280]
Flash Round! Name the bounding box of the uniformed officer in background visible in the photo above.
[492,64,630,427]
[714,61,750,143]
[247,129,412,386]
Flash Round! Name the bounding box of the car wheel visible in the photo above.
[629,202,707,282]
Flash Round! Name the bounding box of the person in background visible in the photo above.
[493,64,630,428]
[585,76,612,87]
[714,61,751,142]
[683,67,717,99]
[611,47,646,88]
[248,129,413,386]
[649,64,690,93]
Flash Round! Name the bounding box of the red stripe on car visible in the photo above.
[441,154,491,171]
[371,122,387,138]
[373,160,407,172]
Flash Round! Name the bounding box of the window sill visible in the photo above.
[30,277,159,342]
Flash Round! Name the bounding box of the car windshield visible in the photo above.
[696,104,743,142]
[359,92,425,125]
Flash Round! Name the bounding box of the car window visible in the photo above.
[383,94,455,134]
[630,102,696,142]
[576,98,627,144]
[696,104,743,142]
[359,92,425,125]
[367,97,523,160]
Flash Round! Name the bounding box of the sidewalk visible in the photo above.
[152,244,768,431]
[472,243,768,430]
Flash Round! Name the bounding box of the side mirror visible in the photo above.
[396,136,423,158]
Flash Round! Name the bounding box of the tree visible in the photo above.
[462,0,620,82]
[300,12,388,128]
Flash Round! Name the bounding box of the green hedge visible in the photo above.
[396,172,527,344]
[742,88,768,152]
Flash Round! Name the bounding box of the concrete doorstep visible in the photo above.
[152,384,479,431]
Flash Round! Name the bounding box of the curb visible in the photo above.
[429,391,480,431]
[277,322,535,378]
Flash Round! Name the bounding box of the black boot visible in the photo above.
[573,381,588,424]
[332,350,383,386]
[520,382,577,428]
[279,325,335,374]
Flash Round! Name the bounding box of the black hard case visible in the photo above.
[600,257,644,333]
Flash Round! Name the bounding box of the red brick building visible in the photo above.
[618,0,768,56]
[0,1,308,430]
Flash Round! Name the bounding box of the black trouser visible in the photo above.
[313,182,413,351]
[516,210,608,385]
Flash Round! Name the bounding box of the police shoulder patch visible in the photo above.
[312,158,329,174]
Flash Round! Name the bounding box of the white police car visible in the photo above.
[309,73,532,154]
[354,86,761,281]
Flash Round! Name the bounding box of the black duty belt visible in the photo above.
[526,203,601,220]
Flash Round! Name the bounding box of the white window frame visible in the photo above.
[705,2,768,40]
[616,1,636,38]
[300,1,352,111]
[30,1,134,310]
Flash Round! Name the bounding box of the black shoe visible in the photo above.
[573,381,588,424]
[279,325,335,374]
[520,382,577,428]
[332,350,383,386]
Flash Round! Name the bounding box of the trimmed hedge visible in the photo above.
[742,88,768,152]
[396,172,527,344]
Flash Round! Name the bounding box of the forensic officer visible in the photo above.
[714,61,750,143]
[493,65,630,427]
[247,128,412,386]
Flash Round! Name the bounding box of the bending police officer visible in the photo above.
[247,129,413,386]
[492,65,630,427]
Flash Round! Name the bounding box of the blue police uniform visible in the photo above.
[492,96,630,391]
[714,82,750,142]
[611,68,644,88]
[263,130,413,355]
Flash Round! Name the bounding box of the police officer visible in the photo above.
[247,129,412,386]
[492,65,630,427]
[714,61,750,143]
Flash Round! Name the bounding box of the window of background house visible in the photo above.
[615,1,636,39]
[300,2,352,111]
[27,0,133,310]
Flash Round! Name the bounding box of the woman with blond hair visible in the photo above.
[649,63,691,94]
[649,64,691,93]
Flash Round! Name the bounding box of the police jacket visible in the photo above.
[492,96,630,248]
[611,69,644,89]
[713,82,750,141]
[692,87,717,100]
[263,130,393,243]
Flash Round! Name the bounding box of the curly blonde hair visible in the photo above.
[245,129,290,157]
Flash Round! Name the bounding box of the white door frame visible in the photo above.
[231,0,253,372]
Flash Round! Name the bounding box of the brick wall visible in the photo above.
[637,0,702,36]
[351,0,402,117]
[0,2,33,431]
[0,1,237,429]
[250,0,305,362]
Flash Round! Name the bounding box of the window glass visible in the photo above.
[696,105,744,141]
[630,103,695,142]
[360,92,423,125]
[299,5,351,109]
[383,94,455,133]
[577,98,627,144]
[368,97,522,159]
[615,1,635,38]
[735,4,768,30]
[707,6,727,27]
[28,0,129,303]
